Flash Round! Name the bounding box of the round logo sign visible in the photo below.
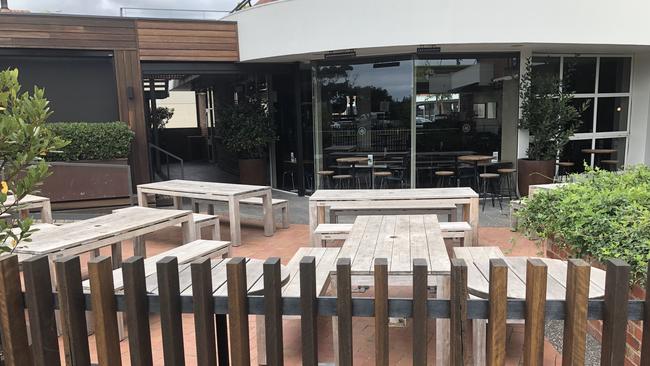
[357,127,367,136]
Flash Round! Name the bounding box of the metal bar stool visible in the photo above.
[317,170,334,189]
[600,160,619,171]
[480,172,503,211]
[434,170,455,188]
[332,174,353,189]
[372,171,392,189]
[497,168,517,200]
[555,162,574,182]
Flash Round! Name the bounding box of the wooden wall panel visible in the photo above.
[136,20,239,61]
[0,14,137,50]
[113,50,150,185]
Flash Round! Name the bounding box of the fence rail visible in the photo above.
[1,254,649,366]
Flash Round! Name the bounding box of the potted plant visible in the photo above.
[217,98,277,185]
[517,58,587,196]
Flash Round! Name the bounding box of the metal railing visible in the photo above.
[149,143,184,181]
[119,7,229,20]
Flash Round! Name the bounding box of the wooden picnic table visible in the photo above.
[137,180,275,246]
[4,194,52,223]
[308,187,479,246]
[13,206,195,265]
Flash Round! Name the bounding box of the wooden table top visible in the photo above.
[14,206,192,255]
[462,254,606,300]
[457,155,494,162]
[337,215,450,275]
[581,149,617,154]
[138,179,270,196]
[310,187,478,202]
[4,194,49,206]
[336,156,370,164]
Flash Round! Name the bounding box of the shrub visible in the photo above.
[47,122,135,161]
[517,166,650,284]
[217,98,277,159]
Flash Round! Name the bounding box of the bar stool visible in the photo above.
[373,171,392,189]
[600,160,619,171]
[480,173,502,211]
[434,170,455,188]
[317,170,334,188]
[555,162,574,182]
[497,168,517,200]
[332,174,353,189]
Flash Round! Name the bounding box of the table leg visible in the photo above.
[228,197,242,246]
[133,236,146,257]
[172,196,183,210]
[308,200,318,246]
[472,319,487,366]
[136,189,148,207]
[41,201,53,224]
[181,217,197,244]
[111,242,122,269]
[468,198,479,246]
[256,315,267,365]
[436,275,450,365]
[261,190,274,237]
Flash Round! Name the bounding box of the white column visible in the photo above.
[517,47,532,159]
[627,52,650,165]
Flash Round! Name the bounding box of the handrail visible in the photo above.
[149,143,184,180]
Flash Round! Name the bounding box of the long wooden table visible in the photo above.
[137,180,275,246]
[308,187,479,246]
[13,206,195,264]
[4,194,53,223]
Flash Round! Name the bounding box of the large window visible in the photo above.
[534,55,632,171]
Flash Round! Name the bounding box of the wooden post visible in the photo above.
[191,258,217,366]
[88,256,122,366]
[264,258,284,366]
[600,259,630,366]
[374,258,389,366]
[300,256,318,366]
[55,256,91,366]
[336,258,353,366]
[157,256,185,366]
[412,258,428,365]
[22,255,61,366]
[450,258,469,366]
[0,255,32,366]
[228,257,250,366]
[487,259,507,366]
[562,259,590,366]
[122,256,153,366]
[523,259,547,366]
[641,262,650,365]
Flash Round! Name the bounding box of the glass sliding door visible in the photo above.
[313,58,413,189]
[414,56,520,187]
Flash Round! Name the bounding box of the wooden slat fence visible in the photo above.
[0,254,649,366]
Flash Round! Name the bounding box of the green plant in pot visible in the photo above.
[517,58,587,196]
[217,98,277,185]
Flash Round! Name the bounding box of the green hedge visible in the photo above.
[46,122,135,161]
[517,166,650,284]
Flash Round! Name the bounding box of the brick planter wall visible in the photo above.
[547,241,644,366]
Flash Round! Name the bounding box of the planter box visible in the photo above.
[547,241,644,366]
[40,160,132,208]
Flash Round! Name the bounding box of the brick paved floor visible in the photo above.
[62,222,562,365]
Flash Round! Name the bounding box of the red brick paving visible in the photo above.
[61,223,562,365]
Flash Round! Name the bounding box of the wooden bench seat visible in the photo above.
[439,221,472,245]
[314,224,353,247]
[329,199,458,223]
[282,247,340,297]
[193,197,290,229]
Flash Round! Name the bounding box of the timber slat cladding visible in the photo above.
[136,19,239,61]
[0,14,137,50]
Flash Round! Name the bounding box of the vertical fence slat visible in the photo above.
[336,258,353,366]
[264,257,284,366]
[600,259,630,366]
[157,256,185,366]
[523,258,547,366]
[641,262,650,365]
[191,258,217,366]
[227,257,250,366]
[22,255,61,366]
[374,258,389,366]
[450,258,469,366]
[0,255,32,366]
[300,256,318,366]
[412,258,428,366]
[487,258,507,366]
[55,255,91,366]
[122,256,153,366]
[562,259,590,366]
[88,256,122,366]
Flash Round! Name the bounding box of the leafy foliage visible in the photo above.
[149,106,174,130]
[0,68,68,251]
[47,122,134,161]
[517,166,650,284]
[519,58,588,160]
[217,98,277,159]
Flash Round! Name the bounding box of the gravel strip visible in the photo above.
[545,320,601,365]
